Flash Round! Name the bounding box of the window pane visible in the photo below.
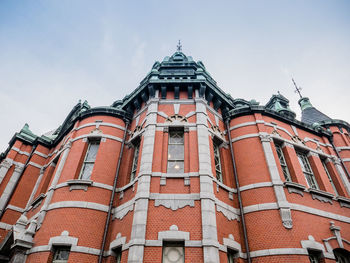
[53,247,70,262]
[168,145,184,160]
[80,163,94,180]
[167,161,184,173]
[169,131,184,144]
[162,246,184,263]
[85,143,99,162]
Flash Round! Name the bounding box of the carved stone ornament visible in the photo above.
[216,204,239,221]
[284,182,306,197]
[291,135,305,145]
[280,208,293,229]
[309,189,334,205]
[115,203,134,220]
[211,125,224,137]
[259,134,271,143]
[155,198,194,211]
[14,164,24,173]
[165,114,188,123]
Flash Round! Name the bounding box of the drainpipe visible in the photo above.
[98,120,129,263]
[0,143,37,220]
[225,120,251,263]
[329,137,350,181]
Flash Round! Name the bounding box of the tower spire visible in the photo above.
[292,78,303,99]
[177,40,182,52]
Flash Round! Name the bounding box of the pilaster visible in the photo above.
[128,99,157,263]
[0,163,24,213]
[0,159,13,185]
[196,96,220,263]
[332,157,350,196]
[259,133,292,229]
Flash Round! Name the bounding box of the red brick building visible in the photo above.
[0,51,349,263]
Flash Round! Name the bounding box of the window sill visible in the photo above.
[308,188,334,204]
[67,179,93,191]
[284,182,306,196]
[336,196,350,208]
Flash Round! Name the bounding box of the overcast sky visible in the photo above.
[0,0,349,151]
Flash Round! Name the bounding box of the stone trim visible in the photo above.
[114,198,135,219]
[300,235,325,252]
[6,204,25,213]
[75,122,126,132]
[33,151,49,159]
[284,182,306,196]
[308,188,334,204]
[49,231,78,246]
[72,134,123,143]
[109,233,127,250]
[158,225,190,241]
[11,147,31,156]
[231,133,260,143]
[0,222,12,230]
[336,196,350,208]
[240,182,272,192]
[66,179,93,191]
[47,201,109,213]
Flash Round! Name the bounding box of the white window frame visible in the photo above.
[213,140,223,182]
[52,246,70,263]
[167,129,184,173]
[275,144,291,182]
[321,159,338,196]
[79,140,100,180]
[130,140,140,182]
[296,151,319,189]
[162,241,185,263]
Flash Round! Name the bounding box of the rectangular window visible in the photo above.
[275,144,291,182]
[52,247,70,263]
[308,250,322,263]
[114,246,122,263]
[227,248,237,263]
[79,141,100,180]
[297,152,319,189]
[167,129,184,173]
[130,141,140,182]
[213,141,223,182]
[162,242,184,263]
[321,159,338,196]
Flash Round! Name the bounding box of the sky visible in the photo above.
[0,0,349,151]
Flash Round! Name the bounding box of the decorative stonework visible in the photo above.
[259,133,271,143]
[284,182,306,197]
[165,114,188,123]
[110,233,126,250]
[216,204,239,221]
[309,189,334,204]
[114,201,134,220]
[223,234,241,253]
[155,198,194,211]
[336,196,350,208]
[49,230,78,247]
[301,235,325,251]
[280,208,293,229]
[67,179,93,191]
[158,225,190,241]
[291,135,305,145]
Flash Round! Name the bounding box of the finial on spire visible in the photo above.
[177,40,182,52]
[292,78,303,99]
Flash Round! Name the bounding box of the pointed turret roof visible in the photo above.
[299,97,331,126]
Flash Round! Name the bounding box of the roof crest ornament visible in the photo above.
[292,78,303,99]
[177,40,182,52]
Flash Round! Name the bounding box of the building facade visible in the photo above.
[0,51,349,263]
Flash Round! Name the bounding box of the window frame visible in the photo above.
[296,151,319,189]
[308,249,322,263]
[78,140,100,180]
[213,138,223,182]
[52,246,71,263]
[114,246,122,263]
[167,128,185,173]
[274,143,292,182]
[227,248,238,263]
[130,139,140,182]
